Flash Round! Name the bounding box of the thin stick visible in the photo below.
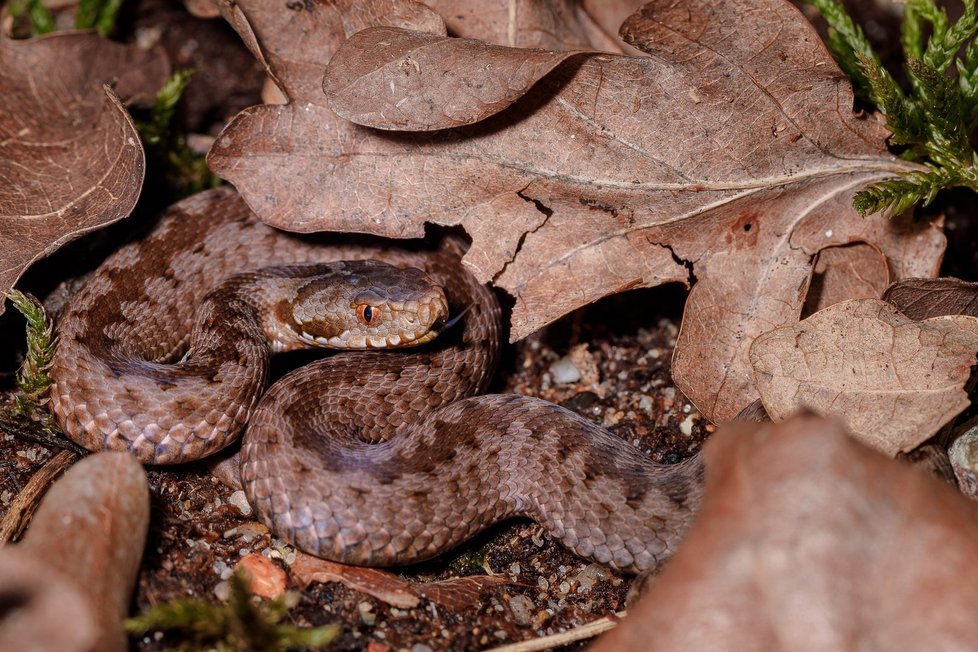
[0,448,78,543]
[485,611,626,652]
[0,414,89,456]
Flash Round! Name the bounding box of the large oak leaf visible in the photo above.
[0,32,168,316]
[208,0,945,422]
[591,414,978,651]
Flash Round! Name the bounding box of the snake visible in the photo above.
[48,186,703,574]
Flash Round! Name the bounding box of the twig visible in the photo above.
[0,413,89,456]
[484,611,626,652]
[0,449,78,543]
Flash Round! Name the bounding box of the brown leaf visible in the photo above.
[290,552,514,611]
[20,452,150,652]
[801,243,889,316]
[209,0,944,422]
[591,413,978,651]
[0,547,97,652]
[424,0,629,52]
[323,27,584,131]
[749,299,978,456]
[215,0,446,105]
[292,552,421,609]
[0,32,168,316]
[884,277,978,320]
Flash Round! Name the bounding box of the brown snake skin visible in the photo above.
[49,186,703,573]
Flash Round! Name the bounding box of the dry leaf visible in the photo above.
[0,32,168,316]
[323,27,584,130]
[209,0,944,422]
[292,553,421,609]
[291,552,513,611]
[884,277,978,320]
[801,243,889,316]
[591,413,978,651]
[423,0,629,52]
[19,452,149,652]
[749,299,978,456]
[412,575,515,612]
[0,547,97,652]
[215,0,446,105]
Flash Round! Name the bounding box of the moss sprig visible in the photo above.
[8,0,123,38]
[135,69,222,198]
[6,291,56,420]
[75,0,125,37]
[124,569,340,651]
[808,0,978,215]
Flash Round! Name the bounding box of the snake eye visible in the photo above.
[356,304,379,326]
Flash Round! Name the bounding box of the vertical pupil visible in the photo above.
[363,306,373,323]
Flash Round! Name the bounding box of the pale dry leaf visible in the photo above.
[591,413,978,651]
[323,26,584,130]
[884,277,978,320]
[749,299,978,456]
[801,242,889,316]
[209,0,944,422]
[0,32,168,316]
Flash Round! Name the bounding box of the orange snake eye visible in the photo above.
[357,304,379,326]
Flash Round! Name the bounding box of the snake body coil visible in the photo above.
[49,187,702,573]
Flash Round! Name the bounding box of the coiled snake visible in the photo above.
[49,187,702,573]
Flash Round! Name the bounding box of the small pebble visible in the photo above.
[679,414,695,436]
[411,644,434,652]
[358,601,377,626]
[508,594,535,626]
[213,580,231,601]
[235,553,286,600]
[532,609,552,629]
[570,564,609,594]
[549,357,582,384]
[228,490,252,516]
[222,521,268,542]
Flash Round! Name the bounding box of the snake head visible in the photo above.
[287,260,449,350]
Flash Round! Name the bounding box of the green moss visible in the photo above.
[808,0,978,215]
[124,569,340,651]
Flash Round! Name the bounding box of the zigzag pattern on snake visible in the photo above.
[49,186,703,573]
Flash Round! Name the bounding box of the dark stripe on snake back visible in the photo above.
[240,228,703,574]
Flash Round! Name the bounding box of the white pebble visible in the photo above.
[228,490,252,516]
[549,357,581,384]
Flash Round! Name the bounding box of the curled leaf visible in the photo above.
[0,32,168,316]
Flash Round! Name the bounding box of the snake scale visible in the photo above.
[49,186,703,573]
